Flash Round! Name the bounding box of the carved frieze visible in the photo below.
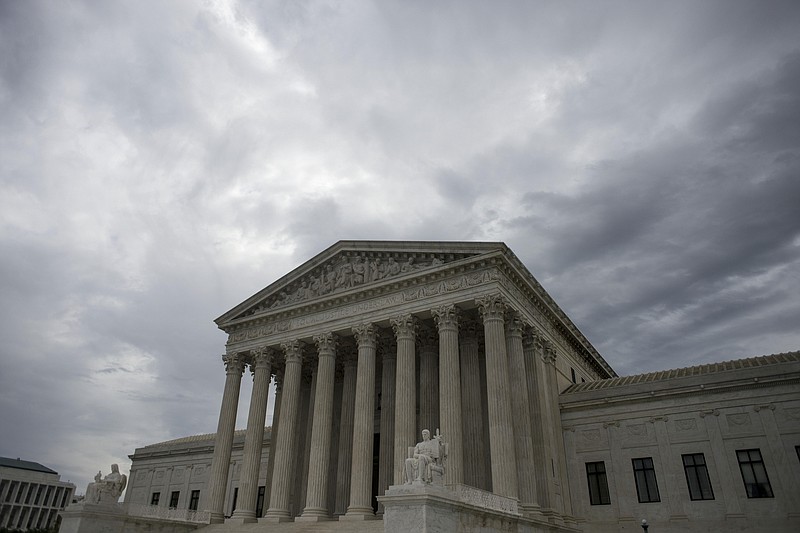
[240,252,454,317]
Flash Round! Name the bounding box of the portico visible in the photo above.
[205,241,614,526]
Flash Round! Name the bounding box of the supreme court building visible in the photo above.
[123,241,800,533]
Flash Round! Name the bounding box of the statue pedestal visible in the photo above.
[379,483,575,533]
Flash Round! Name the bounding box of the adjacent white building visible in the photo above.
[0,457,75,531]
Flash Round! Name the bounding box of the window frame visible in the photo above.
[632,457,661,503]
[736,448,774,498]
[585,461,611,505]
[150,492,160,506]
[682,453,714,501]
[169,490,180,509]
[188,490,200,511]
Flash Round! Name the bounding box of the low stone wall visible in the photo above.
[379,484,578,533]
[59,502,203,533]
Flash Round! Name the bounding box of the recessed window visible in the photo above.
[585,461,611,505]
[231,487,238,514]
[188,490,200,511]
[682,453,714,500]
[632,457,660,503]
[150,492,160,506]
[736,449,773,498]
[571,368,577,383]
[256,486,266,517]
[169,491,180,509]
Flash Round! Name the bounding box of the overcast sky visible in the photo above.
[1,0,799,494]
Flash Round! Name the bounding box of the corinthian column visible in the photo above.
[523,327,551,513]
[264,340,305,522]
[433,304,463,485]
[343,323,378,520]
[206,353,245,523]
[230,348,274,523]
[391,314,417,485]
[377,334,396,512]
[418,325,439,435]
[477,294,518,499]
[334,350,357,515]
[505,314,539,516]
[299,333,338,521]
[459,316,486,490]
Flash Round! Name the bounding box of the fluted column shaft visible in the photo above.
[377,337,396,511]
[206,353,245,523]
[265,341,304,521]
[230,349,274,522]
[478,294,518,499]
[334,355,357,515]
[506,316,538,514]
[263,369,283,509]
[391,315,417,485]
[459,319,485,490]
[300,333,338,520]
[344,323,378,519]
[418,326,439,435]
[433,304,463,485]
[523,329,551,511]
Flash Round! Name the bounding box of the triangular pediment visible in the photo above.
[216,240,507,327]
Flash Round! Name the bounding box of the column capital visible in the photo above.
[378,333,395,361]
[250,347,275,370]
[352,323,377,348]
[313,332,338,357]
[459,315,482,340]
[432,304,459,331]
[281,340,305,364]
[477,293,506,321]
[542,340,557,364]
[390,314,418,340]
[505,311,524,337]
[222,353,246,375]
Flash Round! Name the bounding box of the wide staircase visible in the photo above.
[200,518,384,533]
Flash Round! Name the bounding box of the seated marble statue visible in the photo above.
[85,464,127,504]
[404,429,446,484]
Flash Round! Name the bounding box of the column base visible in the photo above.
[262,509,293,523]
[340,507,377,520]
[207,512,225,524]
[295,514,333,522]
[225,515,258,525]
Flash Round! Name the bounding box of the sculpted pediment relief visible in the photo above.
[230,248,483,321]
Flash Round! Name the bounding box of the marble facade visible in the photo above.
[204,241,611,526]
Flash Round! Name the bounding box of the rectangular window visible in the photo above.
[736,449,774,498]
[585,461,611,505]
[150,492,160,506]
[682,453,714,500]
[571,368,577,383]
[188,490,200,511]
[169,491,180,509]
[632,457,660,503]
[231,487,238,513]
[256,486,265,517]
[44,485,54,507]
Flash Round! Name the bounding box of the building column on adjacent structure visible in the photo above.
[229,347,274,523]
[418,324,439,435]
[264,340,305,522]
[298,333,338,521]
[523,327,551,514]
[334,350,357,516]
[505,314,539,517]
[477,294,518,499]
[460,316,486,490]
[343,323,378,520]
[205,352,245,523]
[433,304,463,486]
[391,314,417,486]
[377,334,396,512]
